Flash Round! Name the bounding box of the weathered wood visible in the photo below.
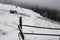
[19,17,22,29]
[18,17,24,40]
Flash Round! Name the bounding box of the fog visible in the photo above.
[0,0,60,10]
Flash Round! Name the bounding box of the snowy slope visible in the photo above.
[0,3,60,40]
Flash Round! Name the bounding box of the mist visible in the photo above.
[0,0,60,10]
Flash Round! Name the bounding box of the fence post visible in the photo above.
[18,17,25,40]
[19,17,22,29]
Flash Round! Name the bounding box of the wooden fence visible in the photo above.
[18,17,60,40]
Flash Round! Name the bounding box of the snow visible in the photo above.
[0,3,60,40]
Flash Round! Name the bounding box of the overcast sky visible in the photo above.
[0,0,60,10]
[18,0,60,10]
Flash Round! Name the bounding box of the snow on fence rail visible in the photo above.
[18,17,60,40]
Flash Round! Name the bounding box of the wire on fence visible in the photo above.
[22,25,60,36]
[23,33,60,36]
[22,25,60,30]
[18,17,60,40]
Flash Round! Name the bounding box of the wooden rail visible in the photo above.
[22,25,60,30]
[18,17,60,40]
[24,33,60,36]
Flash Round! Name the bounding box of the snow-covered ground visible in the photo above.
[0,3,60,40]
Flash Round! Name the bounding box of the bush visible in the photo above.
[10,10,17,14]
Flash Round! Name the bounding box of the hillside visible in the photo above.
[0,4,60,40]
